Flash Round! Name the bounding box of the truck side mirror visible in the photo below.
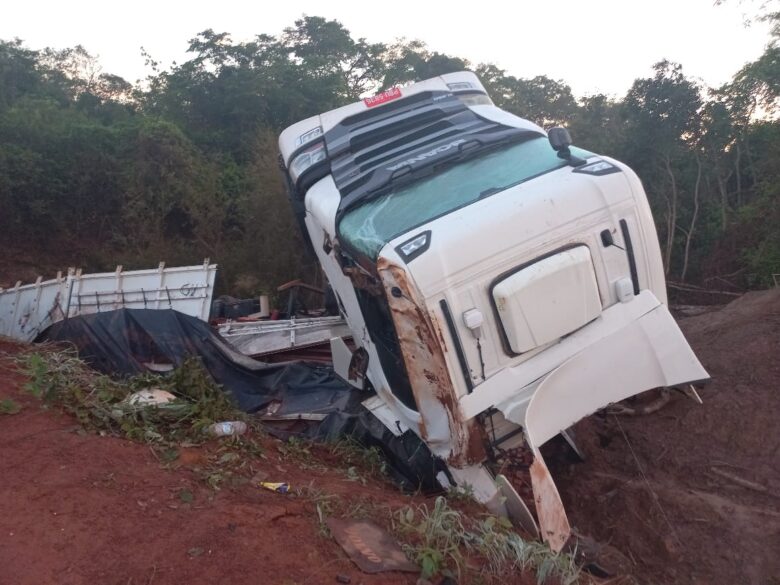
[548,127,572,153]
[548,127,586,167]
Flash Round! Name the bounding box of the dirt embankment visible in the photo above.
[0,338,545,585]
[1,290,778,585]
[552,290,780,585]
[0,339,422,585]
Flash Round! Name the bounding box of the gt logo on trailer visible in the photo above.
[364,87,402,108]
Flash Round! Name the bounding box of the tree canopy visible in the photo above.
[1,13,778,293]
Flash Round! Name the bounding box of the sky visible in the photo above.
[1,0,772,97]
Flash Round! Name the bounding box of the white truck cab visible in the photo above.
[279,72,708,551]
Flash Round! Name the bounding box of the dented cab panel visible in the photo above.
[377,256,485,466]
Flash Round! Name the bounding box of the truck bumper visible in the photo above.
[511,299,709,550]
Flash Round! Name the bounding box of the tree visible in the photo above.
[381,39,468,88]
[2,14,780,290]
[475,64,577,127]
[0,39,45,111]
[569,93,625,155]
[281,16,386,100]
[623,60,703,276]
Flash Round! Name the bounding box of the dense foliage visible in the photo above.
[0,14,778,292]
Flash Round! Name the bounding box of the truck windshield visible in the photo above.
[338,136,593,259]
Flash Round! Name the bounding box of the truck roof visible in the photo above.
[279,71,546,205]
[279,71,486,159]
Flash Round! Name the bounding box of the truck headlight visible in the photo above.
[290,142,327,178]
[573,159,620,176]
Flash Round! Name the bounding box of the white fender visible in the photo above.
[520,301,709,550]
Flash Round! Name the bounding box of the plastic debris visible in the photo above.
[208,421,248,436]
[259,481,290,494]
[125,388,177,406]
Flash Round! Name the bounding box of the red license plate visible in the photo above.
[363,87,402,108]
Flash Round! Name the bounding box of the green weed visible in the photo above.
[446,483,476,504]
[393,496,579,584]
[17,348,266,492]
[329,436,387,481]
[277,436,315,464]
[0,397,22,414]
[394,496,466,579]
[18,349,241,445]
[296,482,344,536]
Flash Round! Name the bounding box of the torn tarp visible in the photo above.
[37,308,356,415]
[310,408,451,493]
[38,308,449,494]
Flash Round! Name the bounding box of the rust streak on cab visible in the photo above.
[377,257,484,467]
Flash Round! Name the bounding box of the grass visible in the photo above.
[327,435,388,486]
[277,436,315,464]
[395,495,465,579]
[294,480,579,584]
[19,348,244,445]
[0,397,22,414]
[276,434,389,487]
[16,347,266,490]
[14,348,580,584]
[295,482,346,536]
[14,348,388,498]
[445,483,477,504]
[328,435,387,483]
[393,496,580,584]
[195,437,267,490]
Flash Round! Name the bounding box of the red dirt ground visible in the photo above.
[551,289,780,585]
[2,290,779,585]
[0,339,425,585]
[0,340,542,585]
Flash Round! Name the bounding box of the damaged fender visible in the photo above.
[377,258,485,467]
[519,300,709,551]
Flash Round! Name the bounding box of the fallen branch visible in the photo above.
[702,275,743,291]
[710,466,769,494]
[667,282,742,297]
[703,267,747,282]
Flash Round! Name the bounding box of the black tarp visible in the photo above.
[37,308,356,414]
[307,409,451,493]
[38,308,448,493]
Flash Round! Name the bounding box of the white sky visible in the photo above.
[2,0,772,97]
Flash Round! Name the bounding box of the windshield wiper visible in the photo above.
[479,186,504,199]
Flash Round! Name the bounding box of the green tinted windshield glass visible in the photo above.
[338,136,592,258]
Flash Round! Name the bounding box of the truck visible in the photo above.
[278,71,709,551]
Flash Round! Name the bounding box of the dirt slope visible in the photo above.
[0,339,545,585]
[552,289,780,585]
[2,290,778,585]
[0,340,423,585]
